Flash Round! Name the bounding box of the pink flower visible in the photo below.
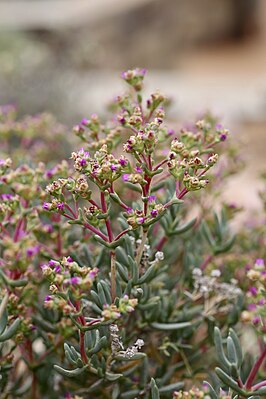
[42,202,51,211]
[44,295,52,302]
[26,246,40,257]
[150,209,158,218]
[81,118,89,126]
[148,195,156,203]
[122,174,130,182]
[57,202,65,211]
[249,286,257,296]
[247,303,256,311]
[119,157,128,166]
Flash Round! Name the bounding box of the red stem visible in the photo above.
[79,331,88,364]
[62,212,75,221]
[147,154,152,170]
[178,188,188,200]
[100,191,113,242]
[145,108,154,123]
[156,236,167,251]
[114,228,131,241]
[164,188,188,209]
[237,377,244,388]
[252,380,266,390]
[109,185,129,210]
[62,212,108,241]
[200,254,213,270]
[65,204,77,218]
[13,217,24,242]
[245,346,266,389]
[89,199,100,209]
[83,223,108,241]
[154,159,168,171]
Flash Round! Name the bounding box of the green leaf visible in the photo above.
[151,322,191,331]
[203,381,218,399]
[124,236,134,259]
[88,336,107,355]
[0,269,27,287]
[85,330,96,349]
[94,235,112,248]
[215,367,245,395]
[76,379,105,395]
[64,343,78,367]
[138,264,156,284]
[97,282,107,306]
[117,262,129,283]
[158,381,184,393]
[254,387,266,396]
[169,217,197,236]
[116,247,130,267]
[214,327,231,371]
[69,345,81,362]
[139,356,149,388]
[201,221,215,248]
[226,336,238,365]
[214,212,223,242]
[100,280,112,305]
[115,352,146,361]
[151,378,160,399]
[0,309,7,336]
[128,256,138,284]
[32,315,58,333]
[213,235,235,255]
[0,318,21,342]
[120,390,140,399]
[229,328,243,368]
[54,364,89,377]
[105,372,123,381]
[10,376,32,396]
[90,290,102,308]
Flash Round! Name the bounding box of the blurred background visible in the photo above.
[0,0,265,209]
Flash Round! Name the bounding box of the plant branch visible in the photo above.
[245,345,266,389]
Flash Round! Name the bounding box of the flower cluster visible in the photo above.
[242,258,266,331]
[121,68,147,91]
[41,256,99,301]
[0,157,12,174]
[125,200,165,229]
[0,193,20,214]
[122,110,164,154]
[73,114,123,151]
[192,268,241,297]
[120,338,144,359]
[109,324,144,359]
[168,133,220,191]
[101,295,138,321]
[192,268,242,317]
[173,387,210,399]
[173,387,231,399]
[71,145,129,184]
